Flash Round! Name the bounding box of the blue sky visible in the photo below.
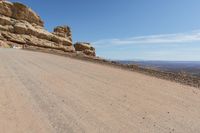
[10,0,200,60]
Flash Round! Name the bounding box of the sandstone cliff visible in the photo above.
[0,1,96,55]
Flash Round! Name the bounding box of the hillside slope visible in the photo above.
[0,49,200,133]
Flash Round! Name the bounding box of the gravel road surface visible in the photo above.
[0,49,200,133]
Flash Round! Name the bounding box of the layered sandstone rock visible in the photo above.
[0,40,10,48]
[0,1,43,26]
[74,42,96,56]
[0,1,74,52]
[53,26,72,41]
[0,1,97,56]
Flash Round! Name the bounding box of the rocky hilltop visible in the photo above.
[0,1,95,56]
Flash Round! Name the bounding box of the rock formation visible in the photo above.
[0,40,9,48]
[0,1,96,56]
[0,1,74,52]
[74,42,96,56]
[53,26,72,41]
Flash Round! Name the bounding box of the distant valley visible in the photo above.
[118,61,200,78]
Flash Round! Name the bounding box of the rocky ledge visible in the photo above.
[74,42,96,56]
[0,1,96,56]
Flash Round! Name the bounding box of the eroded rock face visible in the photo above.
[0,1,97,56]
[53,26,72,41]
[74,42,96,56]
[0,1,43,26]
[0,1,74,52]
[0,40,10,48]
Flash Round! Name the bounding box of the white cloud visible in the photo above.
[93,30,200,47]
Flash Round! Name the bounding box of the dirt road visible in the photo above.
[0,49,200,133]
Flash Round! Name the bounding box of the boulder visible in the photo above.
[74,42,96,56]
[83,49,96,56]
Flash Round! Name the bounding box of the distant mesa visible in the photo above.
[0,1,96,56]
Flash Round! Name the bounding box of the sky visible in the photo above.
[9,0,200,61]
